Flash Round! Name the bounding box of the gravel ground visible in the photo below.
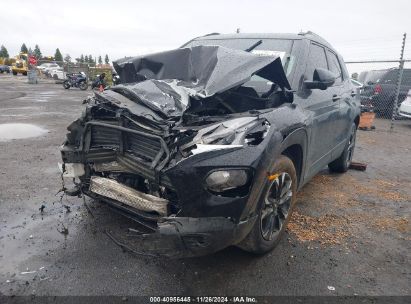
[0,75,410,297]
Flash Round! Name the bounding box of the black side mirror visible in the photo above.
[304,68,336,90]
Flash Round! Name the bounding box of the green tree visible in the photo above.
[104,54,109,64]
[0,45,9,57]
[80,54,84,63]
[54,48,63,62]
[98,55,102,65]
[64,54,71,63]
[88,54,94,65]
[34,45,42,59]
[21,43,28,53]
[84,55,89,63]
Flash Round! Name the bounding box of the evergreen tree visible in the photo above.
[34,44,42,58]
[84,55,89,63]
[88,54,94,65]
[104,54,109,64]
[98,55,102,65]
[64,54,71,63]
[21,43,28,53]
[80,54,84,63]
[54,48,63,62]
[0,45,9,57]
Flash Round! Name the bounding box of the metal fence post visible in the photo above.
[390,33,407,131]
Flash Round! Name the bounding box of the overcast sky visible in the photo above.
[1,0,410,70]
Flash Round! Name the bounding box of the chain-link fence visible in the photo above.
[344,33,410,131]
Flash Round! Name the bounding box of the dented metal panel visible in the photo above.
[112,45,291,117]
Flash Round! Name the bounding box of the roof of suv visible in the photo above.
[192,31,334,49]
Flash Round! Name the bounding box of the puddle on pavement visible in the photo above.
[0,123,48,141]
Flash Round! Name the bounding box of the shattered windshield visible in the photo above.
[185,38,295,79]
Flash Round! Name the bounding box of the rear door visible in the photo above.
[326,49,353,154]
[298,42,341,179]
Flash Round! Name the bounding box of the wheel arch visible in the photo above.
[354,114,360,128]
[280,128,308,188]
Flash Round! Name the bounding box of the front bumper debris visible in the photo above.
[89,176,168,216]
[106,215,257,258]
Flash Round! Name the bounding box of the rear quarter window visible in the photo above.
[326,50,343,85]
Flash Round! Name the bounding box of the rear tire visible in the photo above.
[329,122,357,173]
[12,71,17,76]
[63,80,71,89]
[238,156,297,254]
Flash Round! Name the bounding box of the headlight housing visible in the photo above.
[205,169,251,196]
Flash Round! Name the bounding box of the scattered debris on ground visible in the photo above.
[39,204,46,213]
[349,161,367,171]
[287,211,352,245]
[57,223,69,235]
[371,217,410,233]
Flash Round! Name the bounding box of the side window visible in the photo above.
[326,50,343,85]
[305,43,328,81]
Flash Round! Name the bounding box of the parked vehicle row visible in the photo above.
[0,65,11,73]
[358,68,411,116]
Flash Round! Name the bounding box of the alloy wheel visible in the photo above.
[260,172,293,241]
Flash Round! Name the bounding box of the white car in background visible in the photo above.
[37,63,60,72]
[50,67,66,80]
[398,90,411,118]
[43,64,61,76]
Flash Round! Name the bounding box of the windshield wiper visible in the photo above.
[245,40,262,52]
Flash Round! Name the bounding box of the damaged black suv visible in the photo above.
[60,32,360,257]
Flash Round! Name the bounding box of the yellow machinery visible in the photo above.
[11,53,28,75]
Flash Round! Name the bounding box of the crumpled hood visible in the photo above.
[112,45,291,117]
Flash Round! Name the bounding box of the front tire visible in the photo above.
[238,156,297,254]
[328,122,357,173]
[79,81,88,90]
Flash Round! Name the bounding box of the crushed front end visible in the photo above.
[59,45,291,257]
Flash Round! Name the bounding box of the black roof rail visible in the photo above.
[203,32,220,37]
[298,31,332,48]
[180,33,221,48]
